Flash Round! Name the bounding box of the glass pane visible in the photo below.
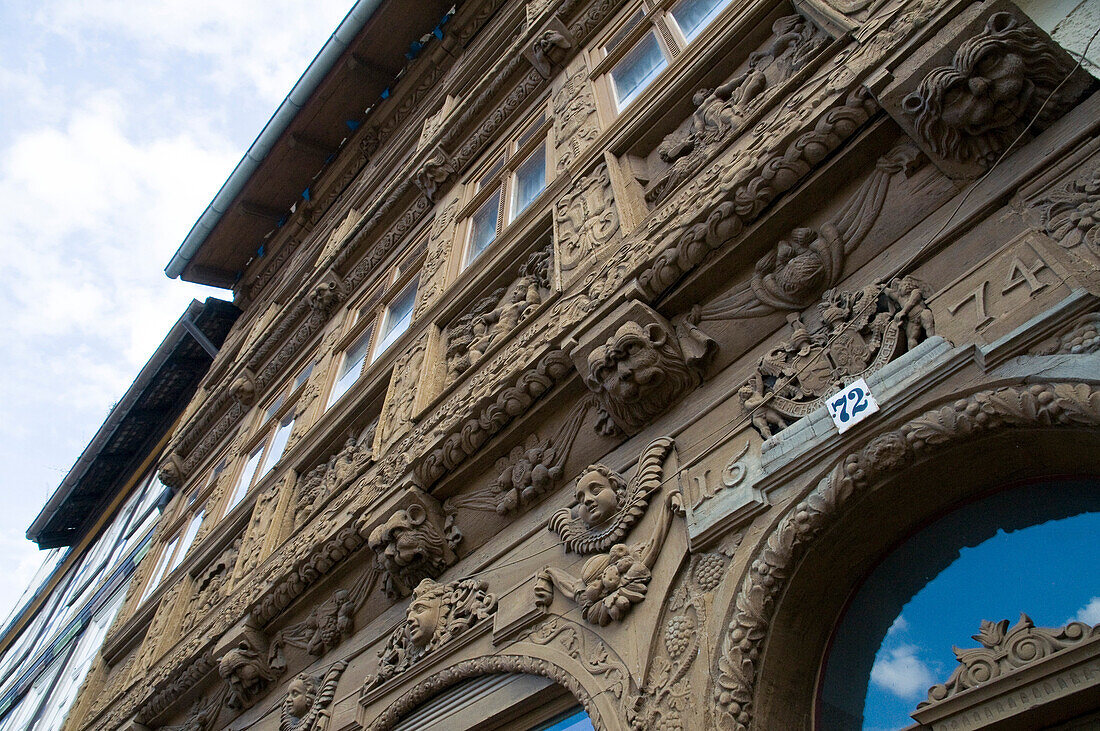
[533,707,595,731]
[169,509,205,572]
[328,327,373,408]
[140,535,177,602]
[610,32,667,109]
[259,415,295,478]
[226,444,264,513]
[516,113,546,149]
[261,393,284,424]
[477,156,507,191]
[293,361,314,390]
[373,277,419,362]
[605,10,645,53]
[511,144,547,220]
[671,0,732,42]
[466,190,501,266]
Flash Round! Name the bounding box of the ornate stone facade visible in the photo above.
[63,2,1100,731]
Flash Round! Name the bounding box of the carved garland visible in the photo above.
[714,382,1100,730]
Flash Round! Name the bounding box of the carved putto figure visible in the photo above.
[902,12,1077,166]
[294,428,374,527]
[366,502,458,599]
[535,437,683,625]
[446,248,551,382]
[280,661,346,731]
[363,578,496,690]
[737,277,935,438]
[219,637,277,710]
[582,310,714,435]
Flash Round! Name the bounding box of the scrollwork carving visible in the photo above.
[920,614,1100,706]
[554,163,620,273]
[362,578,497,691]
[902,12,1078,166]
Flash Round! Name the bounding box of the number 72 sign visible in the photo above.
[826,377,880,434]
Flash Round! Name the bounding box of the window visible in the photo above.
[460,110,552,268]
[328,325,374,408]
[226,409,295,515]
[372,275,418,362]
[596,0,735,112]
[138,501,207,604]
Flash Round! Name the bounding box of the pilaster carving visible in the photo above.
[700,141,923,321]
[236,478,287,579]
[715,382,1100,731]
[363,492,461,600]
[534,437,683,625]
[183,539,241,634]
[920,614,1100,707]
[362,578,497,691]
[217,629,277,710]
[554,162,620,274]
[901,11,1082,167]
[414,197,460,320]
[736,276,935,438]
[444,396,594,515]
[377,333,428,453]
[571,301,715,436]
[280,660,347,731]
[445,246,552,384]
[552,66,599,174]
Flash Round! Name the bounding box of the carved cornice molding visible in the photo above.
[713,381,1100,730]
[921,614,1100,706]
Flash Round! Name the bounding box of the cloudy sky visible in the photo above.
[0,0,355,621]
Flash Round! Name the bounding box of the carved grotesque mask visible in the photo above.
[406,594,443,648]
[903,12,1071,165]
[369,504,436,569]
[587,321,669,405]
[573,468,621,528]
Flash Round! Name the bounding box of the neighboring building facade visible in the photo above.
[0,300,237,731]
[62,0,1100,729]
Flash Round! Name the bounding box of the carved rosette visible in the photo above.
[736,276,935,438]
[572,302,715,436]
[715,382,1100,730]
[362,578,497,691]
[902,12,1081,166]
[921,614,1100,706]
[1035,166,1100,257]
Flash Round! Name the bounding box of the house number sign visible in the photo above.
[827,377,879,434]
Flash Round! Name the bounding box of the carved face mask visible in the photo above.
[574,470,620,528]
[407,596,442,647]
[285,678,313,719]
[591,324,666,402]
[936,49,1030,137]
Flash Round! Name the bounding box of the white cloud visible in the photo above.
[870,643,936,700]
[1070,597,1100,625]
[886,614,910,636]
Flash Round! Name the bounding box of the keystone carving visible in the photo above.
[646,14,826,204]
[363,494,461,600]
[534,437,683,625]
[414,146,456,201]
[700,141,923,321]
[363,577,497,691]
[737,276,934,438]
[920,614,1100,706]
[218,630,277,710]
[445,247,552,383]
[572,301,715,436]
[281,660,346,731]
[902,12,1080,166]
[230,369,258,407]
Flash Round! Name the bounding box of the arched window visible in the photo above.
[819,479,1100,730]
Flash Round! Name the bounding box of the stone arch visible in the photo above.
[364,653,611,731]
[711,378,1100,730]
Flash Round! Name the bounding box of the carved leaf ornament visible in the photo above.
[714,383,1100,730]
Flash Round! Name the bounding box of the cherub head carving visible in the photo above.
[280,661,345,731]
[573,464,628,528]
[902,12,1071,165]
[283,673,318,721]
[368,503,449,599]
[548,437,673,555]
[584,320,698,434]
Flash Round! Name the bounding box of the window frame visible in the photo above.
[224,392,298,516]
[456,105,554,270]
[589,0,736,114]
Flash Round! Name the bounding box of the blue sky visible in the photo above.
[0,0,355,621]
